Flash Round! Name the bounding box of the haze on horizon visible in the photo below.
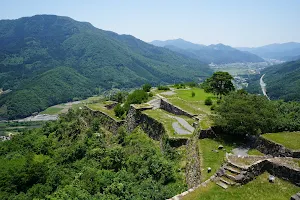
[1,0,300,47]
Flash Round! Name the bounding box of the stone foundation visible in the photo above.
[253,136,300,158]
[160,99,195,118]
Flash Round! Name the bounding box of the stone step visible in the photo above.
[228,161,244,171]
[224,165,241,175]
[220,176,236,185]
[216,181,228,189]
[224,171,238,181]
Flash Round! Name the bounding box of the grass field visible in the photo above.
[183,172,299,200]
[174,88,215,101]
[143,109,194,138]
[247,149,264,156]
[262,132,300,150]
[40,107,64,115]
[199,138,237,181]
[87,103,120,121]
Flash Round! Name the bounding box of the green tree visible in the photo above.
[203,71,235,98]
[142,83,152,92]
[213,92,278,136]
[114,104,125,118]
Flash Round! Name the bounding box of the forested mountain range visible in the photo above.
[0,15,212,119]
[237,42,300,60]
[150,39,264,64]
[247,59,300,101]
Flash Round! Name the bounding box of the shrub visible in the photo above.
[210,104,216,110]
[142,83,152,92]
[114,104,125,118]
[205,97,213,106]
[149,92,153,97]
[157,85,170,91]
[191,91,195,97]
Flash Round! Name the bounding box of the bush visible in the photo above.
[210,104,216,110]
[157,85,170,91]
[205,97,213,105]
[123,90,149,111]
[185,82,197,87]
[174,83,185,89]
[191,91,195,97]
[142,83,152,92]
[114,104,125,118]
[149,92,153,97]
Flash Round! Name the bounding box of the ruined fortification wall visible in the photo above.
[160,99,195,118]
[83,106,125,134]
[254,136,300,158]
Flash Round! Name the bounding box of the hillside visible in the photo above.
[0,15,211,119]
[150,39,264,64]
[247,60,300,101]
[237,42,300,60]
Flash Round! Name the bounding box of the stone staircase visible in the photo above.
[215,163,244,189]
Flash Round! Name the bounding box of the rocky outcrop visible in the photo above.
[253,136,300,158]
[84,106,125,134]
[160,99,195,118]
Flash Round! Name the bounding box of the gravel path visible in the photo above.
[172,122,191,135]
[232,147,249,156]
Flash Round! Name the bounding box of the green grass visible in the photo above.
[40,107,64,115]
[167,98,211,115]
[143,109,194,138]
[199,138,237,181]
[183,172,299,200]
[262,132,300,150]
[87,103,120,121]
[174,88,215,101]
[247,149,264,156]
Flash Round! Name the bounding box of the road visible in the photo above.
[260,74,270,100]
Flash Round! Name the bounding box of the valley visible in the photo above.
[0,6,300,200]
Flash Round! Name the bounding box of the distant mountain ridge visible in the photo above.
[237,42,300,60]
[0,15,212,119]
[247,59,300,101]
[150,39,265,64]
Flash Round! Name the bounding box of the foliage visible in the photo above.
[202,71,235,98]
[214,91,300,136]
[174,83,186,89]
[213,92,278,135]
[247,60,300,101]
[191,91,195,97]
[109,91,128,103]
[124,90,149,112]
[0,109,186,199]
[204,97,213,105]
[157,85,170,91]
[142,83,152,92]
[114,104,125,118]
[0,15,212,119]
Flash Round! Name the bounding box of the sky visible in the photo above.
[1,0,300,47]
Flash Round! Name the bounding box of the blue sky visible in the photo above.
[1,0,300,47]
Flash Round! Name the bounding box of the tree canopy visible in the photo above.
[202,71,235,98]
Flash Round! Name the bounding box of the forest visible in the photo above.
[0,109,185,200]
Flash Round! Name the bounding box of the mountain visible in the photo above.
[150,39,264,64]
[247,59,300,101]
[0,15,212,119]
[237,42,300,60]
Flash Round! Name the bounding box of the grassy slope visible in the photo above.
[183,172,299,200]
[199,138,237,181]
[40,107,64,115]
[262,132,300,150]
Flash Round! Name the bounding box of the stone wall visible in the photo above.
[84,106,125,134]
[126,105,165,141]
[198,127,217,139]
[168,137,188,148]
[185,135,201,188]
[160,99,195,118]
[267,159,300,186]
[253,136,300,158]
